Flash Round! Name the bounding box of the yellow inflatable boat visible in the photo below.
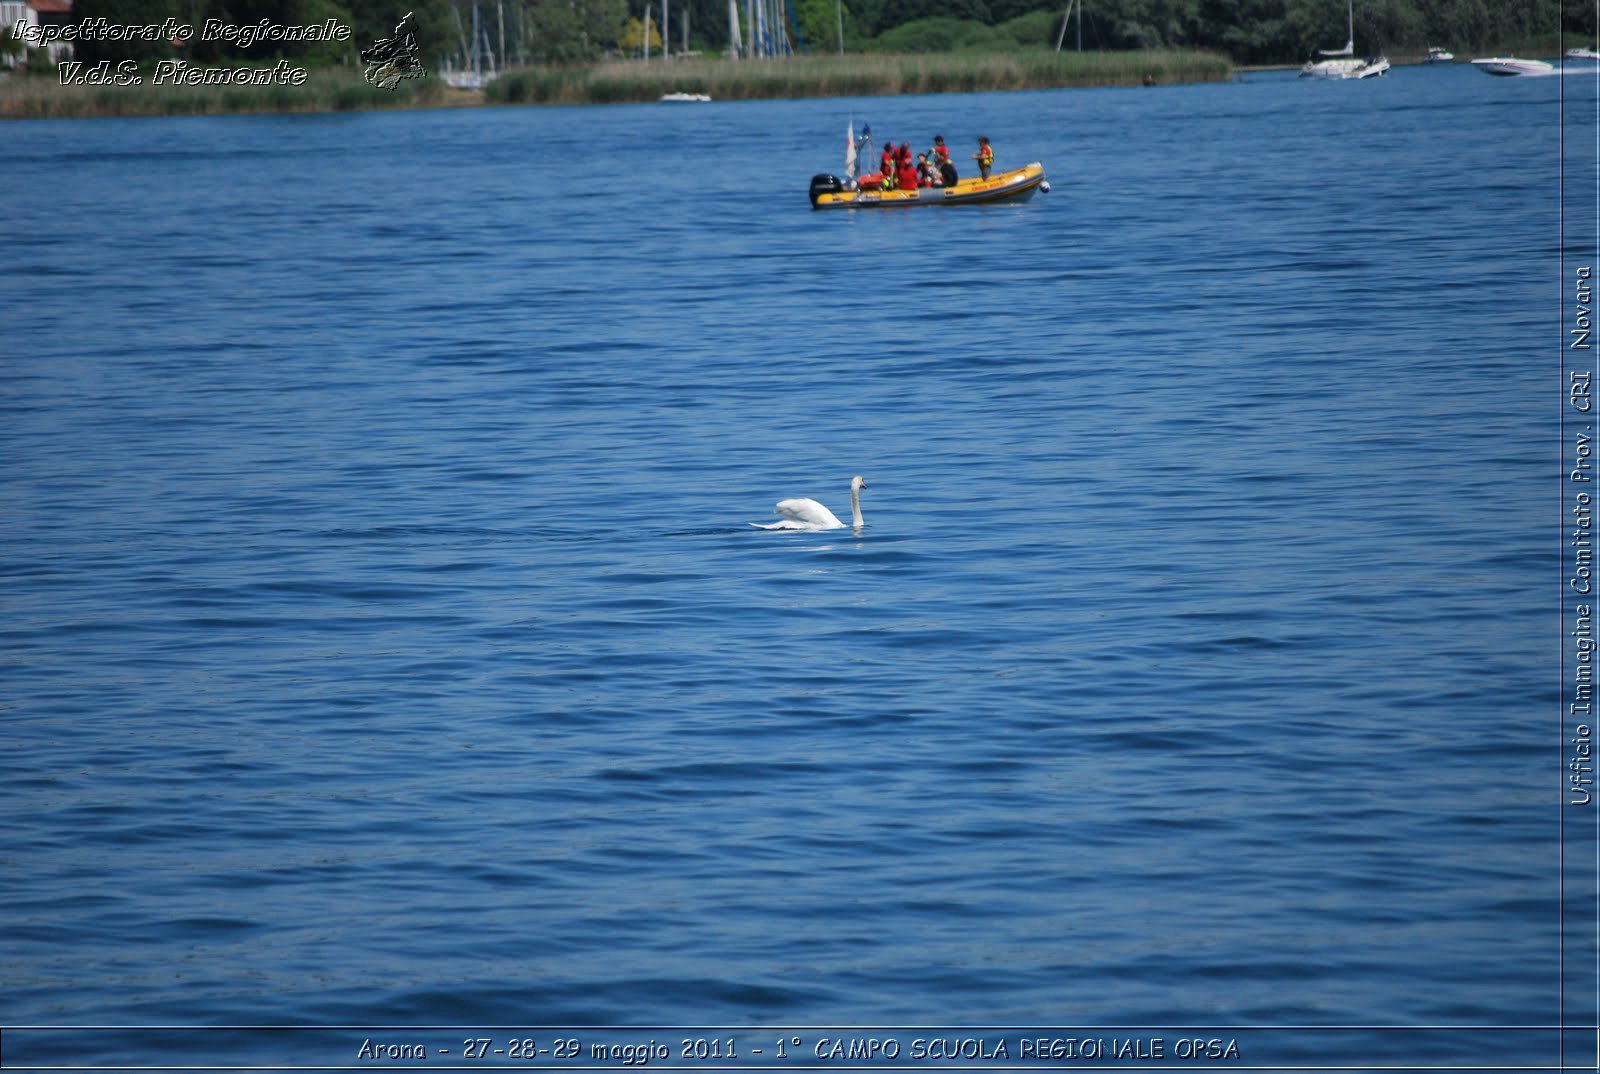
[809,162,1049,209]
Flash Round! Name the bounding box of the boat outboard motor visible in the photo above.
[809,174,844,207]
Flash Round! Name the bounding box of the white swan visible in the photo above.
[752,475,867,531]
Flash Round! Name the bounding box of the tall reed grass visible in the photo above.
[0,47,1229,119]
[0,66,456,119]
[489,48,1232,105]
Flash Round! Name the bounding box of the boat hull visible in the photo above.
[1300,56,1390,77]
[1471,57,1555,76]
[810,162,1047,210]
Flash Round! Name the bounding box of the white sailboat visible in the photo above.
[1300,0,1389,79]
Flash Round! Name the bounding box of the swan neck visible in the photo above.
[850,485,863,528]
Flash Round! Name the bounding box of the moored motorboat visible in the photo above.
[809,162,1049,209]
[1423,46,1453,63]
[1471,56,1555,76]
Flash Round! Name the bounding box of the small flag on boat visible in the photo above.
[845,118,857,180]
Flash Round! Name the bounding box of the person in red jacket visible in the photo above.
[897,152,920,193]
[931,134,950,167]
[873,141,896,190]
[972,135,994,180]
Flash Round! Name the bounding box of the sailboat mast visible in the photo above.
[470,4,480,72]
[451,2,470,68]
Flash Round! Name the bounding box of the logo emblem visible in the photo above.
[361,12,424,89]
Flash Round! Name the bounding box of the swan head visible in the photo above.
[852,475,867,491]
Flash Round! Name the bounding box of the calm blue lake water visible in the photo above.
[0,61,1592,1067]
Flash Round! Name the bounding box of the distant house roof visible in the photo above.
[27,0,72,13]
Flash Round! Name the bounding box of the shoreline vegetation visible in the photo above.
[488,48,1231,104]
[0,36,1570,119]
[1,48,1230,119]
[0,66,465,117]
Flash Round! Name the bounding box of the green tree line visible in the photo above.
[66,0,629,68]
[47,0,1598,71]
[625,0,1587,60]
[826,0,1587,61]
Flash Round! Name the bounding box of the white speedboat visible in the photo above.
[1566,48,1600,61]
[660,92,712,102]
[1423,46,1453,63]
[1471,56,1556,76]
[1300,0,1389,78]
